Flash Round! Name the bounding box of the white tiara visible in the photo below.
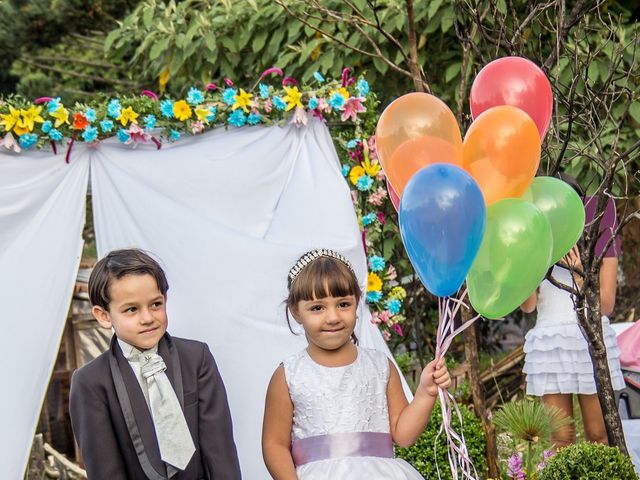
[288,249,355,283]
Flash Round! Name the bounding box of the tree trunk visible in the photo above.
[577,278,629,455]
[405,0,427,93]
[462,306,499,478]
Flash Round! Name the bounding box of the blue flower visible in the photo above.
[169,130,181,142]
[107,99,121,119]
[313,71,325,83]
[386,298,402,315]
[222,88,237,105]
[308,97,319,109]
[100,119,114,133]
[144,114,157,130]
[82,126,98,142]
[117,129,130,143]
[160,100,175,118]
[228,110,247,127]
[41,120,53,134]
[369,255,386,272]
[247,113,262,125]
[356,175,374,191]
[49,129,63,142]
[47,98,61,113]
[84,108,96,122]
[206,106,217,123]
[328,92,345,110]
[357,79,370,97]
[362,213,376,226]
[272,96,286,111]
[341,164,350,177]
[366,291,383,303]
[186,87,204,105]
[259,83,270,99]
[19,133,38,149]
[346,138,360,149]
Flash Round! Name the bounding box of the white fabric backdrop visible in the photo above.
[91,120,391,479]
[0,148,89,477]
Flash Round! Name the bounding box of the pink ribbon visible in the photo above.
[291,432,393,466]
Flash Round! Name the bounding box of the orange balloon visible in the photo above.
[386,135,463,196]
[376,93,462,177]
[462,105,540,205]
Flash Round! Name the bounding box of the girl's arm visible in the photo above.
[262,365,297,480]
[521,289,538,313]
[387,358,451,448]
[599,256,618,317]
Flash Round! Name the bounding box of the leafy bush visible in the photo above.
[395,402,487,478]
[538,442,638,480]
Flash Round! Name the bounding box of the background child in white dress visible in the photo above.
[262,249,451,480]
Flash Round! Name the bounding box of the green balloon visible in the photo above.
[467,199,553,319]
[521,176,585,265]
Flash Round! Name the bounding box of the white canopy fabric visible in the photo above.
[1,120,391,478]
[0,148,89,477]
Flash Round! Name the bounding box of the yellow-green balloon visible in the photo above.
[467,198,553,319]
[521,176,585,265]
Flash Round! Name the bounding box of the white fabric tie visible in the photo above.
[140,352,195,474]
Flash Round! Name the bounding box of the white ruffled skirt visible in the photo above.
[524,317,625,396]
[296,457,425,479]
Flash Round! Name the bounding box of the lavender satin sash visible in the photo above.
[291,432,394,466]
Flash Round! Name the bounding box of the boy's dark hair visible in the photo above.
[89,249,169,311]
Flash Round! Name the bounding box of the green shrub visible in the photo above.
[395,402,487,478]
[538,442,638,480]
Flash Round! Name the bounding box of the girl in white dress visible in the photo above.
[262,249,451,480]
[521,180,624,448]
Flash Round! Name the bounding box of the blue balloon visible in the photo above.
[399,164,486,297]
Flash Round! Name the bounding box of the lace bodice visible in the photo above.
[283,347,391,441]
[536,266,578,326]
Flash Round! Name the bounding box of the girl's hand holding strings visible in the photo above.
[417,358,451,398]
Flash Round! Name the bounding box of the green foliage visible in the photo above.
[537,442,638,480]
[395,403,487,478]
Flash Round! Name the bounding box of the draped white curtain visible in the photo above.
[0,149,89,477]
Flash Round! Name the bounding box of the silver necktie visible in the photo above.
[140,353,196,474]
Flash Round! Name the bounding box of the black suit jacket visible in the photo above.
[69,333,242,480]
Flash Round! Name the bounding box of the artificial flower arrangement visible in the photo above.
[0,67,407,341]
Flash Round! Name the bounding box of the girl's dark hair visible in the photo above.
[89,248,168,311]
[285,255,362,342]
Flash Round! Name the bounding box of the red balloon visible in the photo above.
[470,57,552,139]
[386,179,400,212]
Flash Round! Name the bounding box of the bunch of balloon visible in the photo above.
[376,93,486,480]
[463,57,586,320]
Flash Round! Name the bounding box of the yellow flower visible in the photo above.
[362,157,381,177]
[19,105,44,132]
[232,89,253,113]
[117,106,139,126]
[283,86,303,111]
[1,106,22,132]
[50,106,70,128]
[349,165,365,185]
[367,272,383,292]
[330,87,351,100]
[195,107,211,123]
[159,68,170,94]
[389,286,407,300]
[173,100,192,121]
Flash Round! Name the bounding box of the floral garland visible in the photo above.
[0,68,408,341]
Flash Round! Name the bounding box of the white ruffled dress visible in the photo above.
[524,266,625,395]
[283,347,424,480]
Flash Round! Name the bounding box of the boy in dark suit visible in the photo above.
[70,249,241,480]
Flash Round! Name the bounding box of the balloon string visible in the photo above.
[434,292,479,480]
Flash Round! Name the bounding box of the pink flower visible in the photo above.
[370,311,381,324]
[282,76,298,86]
[205,83,218,91]
[341,97,367,122]
[391,323,403,336]
[261,67,283,77]
[375,170,386,181]
[141,90,158,101]
[386,265,397,281]
[125,123,151,146]
[290,106,308,127]
[350,190,359,204]
[379,310,392,326]
[368,136,378,160]
[317,98,331,113]
[224,77,234,87]
[191,121,205,134]
[382,330,391,342]
[367,187,388,206]
[377,212,386,225]
[263,98,273,113]
[1,132,20,152]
